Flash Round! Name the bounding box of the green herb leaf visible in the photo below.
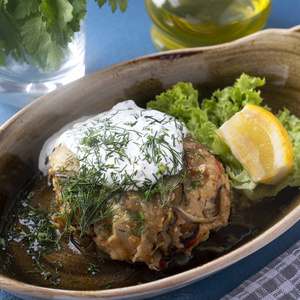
[0,39,7,66]
[116,0,129,12]
[20,16,65,71]
[12,0,39,20]
[39,0,74,48]
[0,0,128,71]
[95,0,129,12]
[70,0,87,31]
[88,263,101,275]
[0,0,25,65]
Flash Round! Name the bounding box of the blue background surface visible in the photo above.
[0,0,299,299]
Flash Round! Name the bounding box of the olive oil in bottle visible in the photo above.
[145,0,272,50]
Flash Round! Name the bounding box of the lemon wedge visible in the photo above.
[216,104,294,185]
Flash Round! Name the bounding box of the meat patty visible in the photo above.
[49,136,231,270]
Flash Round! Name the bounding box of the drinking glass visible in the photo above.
[0,21,86,108]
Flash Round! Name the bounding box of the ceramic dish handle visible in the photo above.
[290,24,300,33]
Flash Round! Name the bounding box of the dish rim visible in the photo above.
[1,24,300,299]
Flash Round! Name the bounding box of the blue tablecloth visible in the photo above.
[0,0,299,299]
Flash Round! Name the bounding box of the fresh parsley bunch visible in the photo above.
[0,0,129,71]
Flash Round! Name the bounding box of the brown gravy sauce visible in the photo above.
[0,175,298,290]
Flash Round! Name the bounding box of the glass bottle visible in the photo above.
[145,0,272,50]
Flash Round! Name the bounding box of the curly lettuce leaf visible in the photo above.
[202,75,267,127]
[147,82,218,147]
[147,74,300,200]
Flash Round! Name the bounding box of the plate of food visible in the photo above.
[0,25,299,300]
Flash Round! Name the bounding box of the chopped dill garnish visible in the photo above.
[88,263,102,276]
[0,184,63,286]
[48,102,197,248]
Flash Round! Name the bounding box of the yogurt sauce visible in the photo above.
[39,100,189,190]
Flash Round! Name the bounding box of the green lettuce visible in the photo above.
[147,74,300,200]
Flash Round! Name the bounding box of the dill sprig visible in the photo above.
[127,210,147,237]
[88,263,102,276]
[56,164,151,237]
[52,103,194,239]
[54,166,116,236]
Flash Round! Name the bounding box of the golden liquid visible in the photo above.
[145,0,272,50]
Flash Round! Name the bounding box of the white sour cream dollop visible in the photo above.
[39,100,189,190]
